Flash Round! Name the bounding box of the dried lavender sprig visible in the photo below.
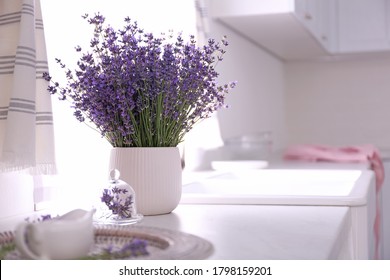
[101,187,133,219]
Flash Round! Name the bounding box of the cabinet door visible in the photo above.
[338,0,390,53]
[295,0,322,36]
[294,0,335,52]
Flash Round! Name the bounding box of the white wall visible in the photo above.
[190,2,390,162]
[208,20,287,151]
[286,56,390,149]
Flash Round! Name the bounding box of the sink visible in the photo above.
[181,169,375,206]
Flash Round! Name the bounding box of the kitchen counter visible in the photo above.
[0,203,352,260]
[141,204,352,259]
[179,158,377,259]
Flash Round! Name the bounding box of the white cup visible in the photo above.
[14,209,95,260]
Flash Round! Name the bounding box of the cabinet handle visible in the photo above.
[304,13,312,20]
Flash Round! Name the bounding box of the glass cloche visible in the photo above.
[94,169,143,225]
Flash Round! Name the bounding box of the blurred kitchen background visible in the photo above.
[187,0,390,169]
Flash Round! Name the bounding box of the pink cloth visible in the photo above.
[284,144,385,259]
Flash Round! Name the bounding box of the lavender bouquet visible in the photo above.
[44,13,236,147]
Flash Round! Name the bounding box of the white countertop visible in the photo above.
[0,202,352,260]
[141,204,351,259]
[176,159,373,259]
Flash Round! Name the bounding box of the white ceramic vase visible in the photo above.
[108,147,182,216]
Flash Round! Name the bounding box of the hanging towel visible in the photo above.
[0,0,56,174]
[284,144,384,259]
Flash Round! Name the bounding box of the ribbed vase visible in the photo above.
[108,147,182,216]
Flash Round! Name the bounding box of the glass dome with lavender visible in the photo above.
[94,169,143,225]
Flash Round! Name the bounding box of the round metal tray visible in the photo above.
[0,225,213,260]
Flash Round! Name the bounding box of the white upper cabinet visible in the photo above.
[294,0,323,40]
[337,0,390,53]
[209,0,330,60]
[209,0,390,60]
[294,0,337,53]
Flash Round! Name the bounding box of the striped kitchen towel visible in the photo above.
[0,0,56,174]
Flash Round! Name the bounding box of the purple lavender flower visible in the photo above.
[24,214,54,223]
[101,187,133,218]
[101,189,113,204]
[118,239,148,257]
[44,13,237,147]
[99,239,148,259]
